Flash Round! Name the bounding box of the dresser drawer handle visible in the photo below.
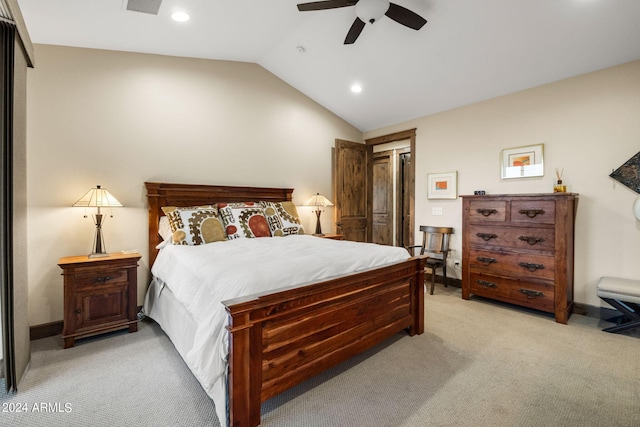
[519,209,545,218]
[476,208,498,217]
[519,236,545,245]
[477,280,497,288]
[95,276,112,283]
[519,289,544,299]
[477,257,497,266]
[476,233,498,241]
[518,262,545,272]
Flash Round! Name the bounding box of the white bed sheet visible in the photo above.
[147,235,410,425]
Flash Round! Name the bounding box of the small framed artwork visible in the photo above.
[501,143,544,179]
[427,171,458,199]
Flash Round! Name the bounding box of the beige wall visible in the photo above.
[25,44,640,326]
[366,60,640,308]
[26,44,362,326]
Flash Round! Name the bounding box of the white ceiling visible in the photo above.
[16,0,640,131]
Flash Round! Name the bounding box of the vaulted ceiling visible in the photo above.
[16,0,640,131]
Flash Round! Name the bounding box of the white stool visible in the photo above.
[596,276,640,333]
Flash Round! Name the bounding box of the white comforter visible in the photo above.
[151,235,409,424]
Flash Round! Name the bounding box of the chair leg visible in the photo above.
[443,264,448,288]
[430,267,436,295]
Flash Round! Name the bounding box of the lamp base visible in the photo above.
[88,252,109,258]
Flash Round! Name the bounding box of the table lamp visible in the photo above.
[73,185,122,257]
[304,193,334,236]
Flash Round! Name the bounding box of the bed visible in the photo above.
[143,182,426,427]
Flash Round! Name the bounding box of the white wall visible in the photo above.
[26,45,362,326]
[365,60,640,308]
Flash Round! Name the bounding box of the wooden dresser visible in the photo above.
[461,193,578,324]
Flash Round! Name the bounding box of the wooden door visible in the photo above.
[372,153,393,245]
[334,139,372,242]
[399,152,412,247]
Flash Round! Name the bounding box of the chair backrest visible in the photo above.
[418,226,454,259]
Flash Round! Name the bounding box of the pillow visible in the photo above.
[260,201,305,236]
[218,202,271,239]
[158,216,172,242]
[161,205,227,245]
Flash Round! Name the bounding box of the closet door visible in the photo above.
[1,11,31,392]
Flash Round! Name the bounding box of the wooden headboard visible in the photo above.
[145,182,294,266]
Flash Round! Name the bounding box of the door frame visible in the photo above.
[365,129,416,248]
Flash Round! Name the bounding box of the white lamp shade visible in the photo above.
[356,0,390,24]
[634,197,640,221]
[304,193,334,207]
[73,185,122,208]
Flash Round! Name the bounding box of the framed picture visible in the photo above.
[427,171,457,199]
[501,143,544,179]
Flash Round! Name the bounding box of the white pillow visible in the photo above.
[159,216,172,242]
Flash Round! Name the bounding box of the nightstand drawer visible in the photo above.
[74,269,128,290]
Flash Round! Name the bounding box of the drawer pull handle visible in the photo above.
[519,289,544,299]
[519,236,545,245]
[477,280,497,288]
[476,233,498,241]
[519,209,545,218]
[477,257,497,266]
[476,208,498,217]
[519,262,545,272]
[95,276,112,283]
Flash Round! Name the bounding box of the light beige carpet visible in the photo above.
[2,286,638,426]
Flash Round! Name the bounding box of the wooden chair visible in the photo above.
[407,226,454,295]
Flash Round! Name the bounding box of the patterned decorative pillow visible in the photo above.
[260,201,305,236]
[161,205,227,245]
[218,202,271,239]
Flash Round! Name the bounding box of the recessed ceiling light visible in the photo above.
[351,84,362,93]
[171,11,190,22]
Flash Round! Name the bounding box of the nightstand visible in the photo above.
[319,234,343,240]
[58,252,141,348]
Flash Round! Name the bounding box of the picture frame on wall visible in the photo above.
[501,143,544,179]
[427,171,458,199]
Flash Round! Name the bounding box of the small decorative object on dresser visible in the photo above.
[58,252,141,348]
[461,193,578,324]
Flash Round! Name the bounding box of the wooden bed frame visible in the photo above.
[145,182,425,427]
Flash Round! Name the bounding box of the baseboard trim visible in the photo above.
[30,320,63,341]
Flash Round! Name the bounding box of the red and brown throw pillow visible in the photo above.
[218,202,271,239]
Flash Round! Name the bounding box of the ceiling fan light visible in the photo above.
[356,0,390,24]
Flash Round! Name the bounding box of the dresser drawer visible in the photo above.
[74,268,129,290]
[510,280,555,312]
[469,225,555,253]
[510,200,555,225]
[469,273,555,312]
[469,249,555,280]
[467,200,507,223]
[469,272,513,299]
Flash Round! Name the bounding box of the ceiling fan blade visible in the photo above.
[385,3,427,30]
[297,0,358,12]
[344,17,366,44]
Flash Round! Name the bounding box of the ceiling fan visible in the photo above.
[297,0,427,44]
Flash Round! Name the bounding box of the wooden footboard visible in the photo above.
[223,257,425,427]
